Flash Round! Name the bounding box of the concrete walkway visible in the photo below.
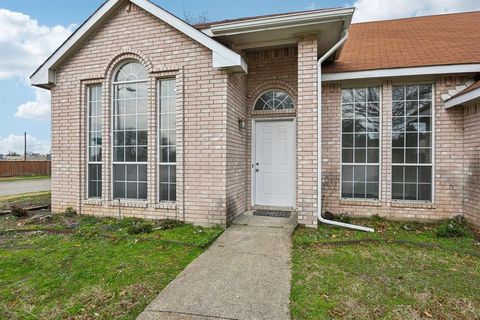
[0,179,51,196]
[137,211,297,320]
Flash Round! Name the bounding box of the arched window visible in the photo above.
[254,90,294,111]
[112,61,148,200]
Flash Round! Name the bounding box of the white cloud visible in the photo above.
[0,9,74,122]
[351,0,480,22]
[0,134,50,155]
[14,88,51,121]
[0,8,75,79]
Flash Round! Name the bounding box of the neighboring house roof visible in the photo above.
[445,80,480,108]
[31,0,247,89]
[323,11,480,80]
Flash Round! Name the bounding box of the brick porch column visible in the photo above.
[297,35,318,227]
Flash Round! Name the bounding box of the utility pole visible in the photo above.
[24,132,27,161]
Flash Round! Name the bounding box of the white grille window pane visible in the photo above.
[87,85,102,199]
[112,61,148,200]
[254,90,295,111]
[158,79,177,202]
[391,84,433,202]
[341,87,380,200]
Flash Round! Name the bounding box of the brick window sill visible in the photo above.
[391,201,436,209]
[340,199,382,207]
[83,199,103,206]
[154,202,177,210]
[107,200,148,208]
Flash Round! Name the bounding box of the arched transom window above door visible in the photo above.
[254,90,295,111]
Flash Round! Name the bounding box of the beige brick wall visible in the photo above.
[226,73,248,223]
[296,36,319,227]
[463,102,480,228]
[321,76,468,222]
[51,2,233,226]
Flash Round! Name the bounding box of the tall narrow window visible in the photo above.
[158,79,176,202]
[87,85,102,199]
[112,61,148,200]
[392,84,433,201]
[341,87,380,199]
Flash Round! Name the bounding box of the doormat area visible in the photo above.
[253,210,291,218]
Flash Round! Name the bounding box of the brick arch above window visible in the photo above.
[103,49,154,81]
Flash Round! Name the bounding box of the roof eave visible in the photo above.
[323,64,480,81]
[31,0,247,89]
[445,86,480,108]
[202,8,355,36]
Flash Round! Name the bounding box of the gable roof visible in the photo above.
[323,11,480,75]
[30,0,247,89]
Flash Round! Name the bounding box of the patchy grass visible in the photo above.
[291,218,480,320]
[0,191,51,211]
[0,175,51,182]
[0,213,223,319]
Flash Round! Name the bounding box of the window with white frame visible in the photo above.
[87,85,102,199]
[112,61,148,200]
[254,90,294,111]
[158,79,176,202]
[392,84,433,201]
[341,87,380,199]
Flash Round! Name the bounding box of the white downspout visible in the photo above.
[317,30,374,233]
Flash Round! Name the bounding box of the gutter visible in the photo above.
[317,30,374,233]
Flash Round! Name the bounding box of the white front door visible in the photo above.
[254,120,295,207]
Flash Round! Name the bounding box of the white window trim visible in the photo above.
[340,86,382,201]
[111,62,149,202]
[390,83,435,203]
[157,78,177,203]
[87,84,102,199]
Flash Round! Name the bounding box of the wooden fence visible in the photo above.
[0,161,51,177]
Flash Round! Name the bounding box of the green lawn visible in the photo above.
[0,175,51,182]
[0,210,223,319]
[0,191,51,211]
[291,218,480,320]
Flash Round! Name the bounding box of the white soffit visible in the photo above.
[31,0,247,89]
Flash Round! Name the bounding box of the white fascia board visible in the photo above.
[31,0,247,88]
[209,8,354,36]
[445,87,480,108]
[323,64,480,81]
[31,0,122,87]
[130,0,247,73]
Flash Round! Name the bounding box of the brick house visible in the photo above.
[31,0,480,229]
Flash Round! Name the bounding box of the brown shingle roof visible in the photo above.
[323,11,480,74]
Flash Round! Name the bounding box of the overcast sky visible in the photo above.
[0,0,479,154]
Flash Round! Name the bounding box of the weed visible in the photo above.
[436,216,469,238]
[10,205,28,218]
[64,207,77,217]
[127,222,154,235]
